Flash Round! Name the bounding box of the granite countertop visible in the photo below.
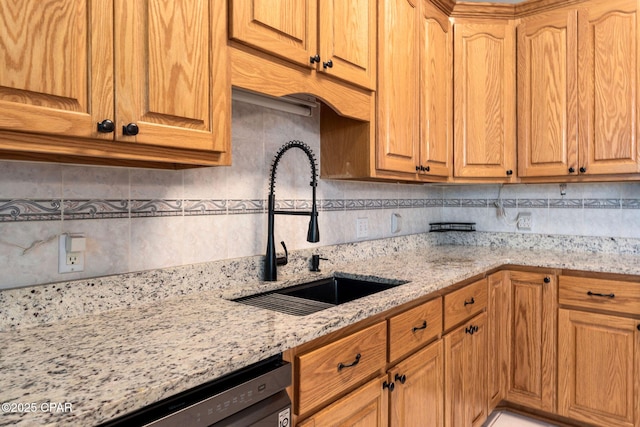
[1,245,639,426]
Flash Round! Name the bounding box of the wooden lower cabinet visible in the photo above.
[558,309,640,427]
[298,376,389,427]
[445,312,488,427]
[389,340,444,427]
[506,271,556,413]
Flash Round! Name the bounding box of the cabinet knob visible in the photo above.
[506,169,513,176]
[579,167,587,173]
[122,123,139,136]
[395,374,407,384]
[464,297,475,306]
[383,381,395,392]
[568,167,575,173]
[310,54,320,64]
[416,165,421,172]
[425,165,430,172]
[637,324,640,331]
[97,119,115,133]
[543,277,551,283]
[323,59,333,69]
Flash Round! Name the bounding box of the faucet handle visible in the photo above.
[310,254,329,272]
[276,241,288,266]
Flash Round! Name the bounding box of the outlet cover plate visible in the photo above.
[356,217,369,238]
[517,212,532,230]
[59,235,85,273]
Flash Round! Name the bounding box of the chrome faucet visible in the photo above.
[265,141,319,281]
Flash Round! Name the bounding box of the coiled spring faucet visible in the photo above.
[265,141,319,281]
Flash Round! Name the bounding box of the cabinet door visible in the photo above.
[558,309,639,427]
[445,312,487,427]
[507,271,556,412]
[419,0,453,178]
[298,376,389,427]
[318,0,376,89]
[578,0,640,175]
[454,20,516,179]
[517,9,579,177]
[0,0,113,139]
[487,271,509,413]
[229,0,316,69]
[115,0,230,152]
[377,0,420,175]
[389,340,444,427]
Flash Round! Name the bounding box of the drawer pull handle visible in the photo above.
[412,320,427,332]
[465,325,479,335]
[395,373,407,384]
[337,353,361,372]
[464,297,475,306]
[383,381,395,392]
[587,291,615,298]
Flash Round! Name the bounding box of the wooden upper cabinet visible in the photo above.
[377,0,420,174]
[419,0,453,178]
[229,0,316,68]
[578,0,640,175]
[115,0,229,152]
[0,0,230,166]
[454,20,516,180]
[230,0,375,89]
[319,0,376,89]
[0,0,113,139]
[517,9,578,178]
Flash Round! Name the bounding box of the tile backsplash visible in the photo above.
[0,101,639,289]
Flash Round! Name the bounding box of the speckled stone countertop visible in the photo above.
[1,241,639,426]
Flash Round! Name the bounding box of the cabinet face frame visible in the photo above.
[516,9,579,177]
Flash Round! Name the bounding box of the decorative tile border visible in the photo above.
[0,199,61,221]
[184,200,227,216]
[64,200,129,220]
[1,197,639,222]
[131,199,183,217]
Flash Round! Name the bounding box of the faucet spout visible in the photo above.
[265,141,319,281]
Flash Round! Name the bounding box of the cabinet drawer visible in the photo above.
[296,321,387,416]
[444,278,487,330]
[559,275,640,316]
[388,297,442,362]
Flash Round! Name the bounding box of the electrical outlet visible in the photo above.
[59,234,85,273]
[517,212,532,230]
[356,217,369,238]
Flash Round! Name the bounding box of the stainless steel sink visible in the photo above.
[232,276,407,316]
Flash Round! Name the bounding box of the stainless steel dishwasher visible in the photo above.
[99,354,291,427]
